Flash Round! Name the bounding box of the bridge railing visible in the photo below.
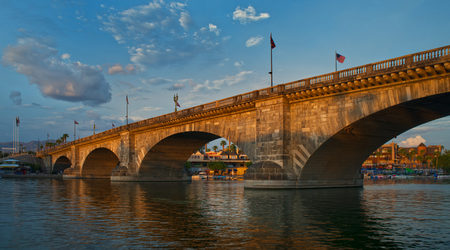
[40,45,449,155]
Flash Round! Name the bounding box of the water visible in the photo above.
[0,178,449,249]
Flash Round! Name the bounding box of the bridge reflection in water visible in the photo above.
[40,45,450,188]
[2,179,446,248]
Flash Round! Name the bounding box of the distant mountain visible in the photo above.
[0,140,53,153]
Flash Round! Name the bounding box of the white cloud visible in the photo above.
[108,64,136,75]
[400,135,426,147]
[108,64,124,74]
[193,71,253,92]
[208,23,220,35]
[61,53,70,60]
[246,36,263,47]
[101,0,220,68]
[179,12,192,30]
[234,61,244,67]
[2,37,111,106]
[233,6,270,24]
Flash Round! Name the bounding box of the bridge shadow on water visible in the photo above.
[243,187,401,249]
[44,179,407,248]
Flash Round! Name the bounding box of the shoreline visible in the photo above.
[0,174,63,179]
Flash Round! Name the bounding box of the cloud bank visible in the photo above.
[101,1,221,68]
[2,37,111,106]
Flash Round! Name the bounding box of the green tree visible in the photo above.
[433,150,442,169]
[61,133,69,143]
[437,150,450,173]
[207,161,226,171]
[220,140,227,152]
[212,145,218,152]
[230,144,237,153]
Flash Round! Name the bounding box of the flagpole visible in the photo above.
[270,34,273,88]
[335,50,337,72]
[13,119,15,154]
[17,122,19,153]
[74,122,76,142]
[126,95,129,126]
[271,42,273,87]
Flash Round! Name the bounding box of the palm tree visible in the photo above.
[433,150,442,169]
[230,144,237,153]
[220,140,227,152]
[61,133,69,143]
[212,145,218,152]
[56,139,62,145]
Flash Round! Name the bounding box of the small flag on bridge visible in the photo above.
[16,116,20,127]
[74,120,79,125]
[126,95,129,104]
[270,33,276,49]
[336,53,346,63]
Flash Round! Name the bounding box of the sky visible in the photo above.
[0,0,449,149]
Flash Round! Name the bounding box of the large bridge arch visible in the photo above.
[81,148,120,179]
[53,156,72,174]
[135,130,254,181]
[138,131,219,181]
[301,92,450,184]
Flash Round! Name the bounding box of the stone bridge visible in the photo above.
[38,45,450,188]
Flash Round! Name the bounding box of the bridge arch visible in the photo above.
[53,156,72,174]
[81,148,120,179]
[301,92,450,183]
[137,131,250,180]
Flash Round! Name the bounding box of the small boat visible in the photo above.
[0,158,21,175]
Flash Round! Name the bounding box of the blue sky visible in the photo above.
[0,0,449,149]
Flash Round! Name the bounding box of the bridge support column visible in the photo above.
[245,96,297,188]
[41,156,52,174]
[62,145,81,179]
[111,131,141,181]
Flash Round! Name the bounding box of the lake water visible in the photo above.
[0,178,449,249]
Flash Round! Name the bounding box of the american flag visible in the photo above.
[270,34,276,49]
[336,53,346,63]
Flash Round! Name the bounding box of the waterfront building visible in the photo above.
[187,150,250,176]
[363,142,443,169]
